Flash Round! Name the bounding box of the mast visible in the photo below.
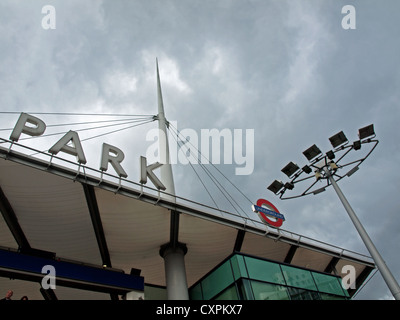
[156,59,189,300]
[156,58,176,199]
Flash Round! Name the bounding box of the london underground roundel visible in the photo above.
[252,199,285,228]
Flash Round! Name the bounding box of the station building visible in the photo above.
[0,67,374,300]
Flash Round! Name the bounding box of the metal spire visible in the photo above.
[157,59,188,300]
[156,59,176,199]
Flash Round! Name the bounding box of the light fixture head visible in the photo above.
[358,124,375,140]
[329,131,348,148]
[313,187,326,195]
[346,166,359,177]
[267,180,284,194]
[326,150,335,160]
[284,182,294,190]
[353,140,361,150]
[302,165,312,174]
[303,144,322,161]
[281,162,300,178]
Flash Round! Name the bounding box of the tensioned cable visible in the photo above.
[168,123,252,219]
[351,269,379,299]
[0,117,153,132]
[81,119,155,142]
[168,124,249,216]
[14,118,154,141]
[0,111,154,117]
[22,117,156,155]
[168,128,221,211]
[168,122,253,204]
[168,122,254,206]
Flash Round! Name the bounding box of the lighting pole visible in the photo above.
[268,124,400,300]
[322,166,400,300]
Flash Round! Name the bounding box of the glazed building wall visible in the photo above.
[189,253,349,300]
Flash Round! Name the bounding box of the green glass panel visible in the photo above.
[312,272,346,296]
[251,280,290,300]
[214,285,239,300]
[237,279,254,300]
[281,265,318,291]
[244,256,285,285]
[189,283,203,300]
[230,255,248,280]
[201,260,235,299]
[288,287,320,300]
[320,293,347,300]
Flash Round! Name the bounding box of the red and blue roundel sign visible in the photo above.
[252,199,285,228]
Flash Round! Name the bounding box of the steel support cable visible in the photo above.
[26,118,156,156]
[168,122,254,206]
[3,118,154,142]
[168,122,252,206]
[351,269,379,299]
[0,117,154,132]
[168,124,249,217]
[81,119,155,142]
[168,124,251,219]
[168,129,220,211]
[0,111,155,117]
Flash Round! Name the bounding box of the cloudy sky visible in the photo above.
[1,0,400,300]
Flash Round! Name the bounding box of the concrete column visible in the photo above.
[126,290,144,300]
[160,243,189,300]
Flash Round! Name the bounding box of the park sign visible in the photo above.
[252,199,285,228]
[7,112,167,190]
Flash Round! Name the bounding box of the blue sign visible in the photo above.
[252,205,285,221]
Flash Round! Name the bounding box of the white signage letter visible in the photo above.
[49,130,87,164]
[139,156,166,190]
[100,143,128,178]
[10,113,46,142]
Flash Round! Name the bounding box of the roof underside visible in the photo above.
[0,145,374,300]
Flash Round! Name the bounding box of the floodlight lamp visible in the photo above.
[353,140,361,150]
[313,187,326,195]
[268,180,284,194]
[326,150,335,160]
[303,144,322,161]
[302,165,312,174]
[329,131,348,149]
[281,162,300,178]
[346,166,359,177]
[284,182,294,190]
[358,124,375,140]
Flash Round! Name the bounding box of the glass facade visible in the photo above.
[189,253,349,300]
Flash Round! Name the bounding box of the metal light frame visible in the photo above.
[267,124,400,300]
[269,126,379,200]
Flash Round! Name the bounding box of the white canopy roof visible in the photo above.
[0,142,374,299]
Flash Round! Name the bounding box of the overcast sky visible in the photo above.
[1,0,400,300]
